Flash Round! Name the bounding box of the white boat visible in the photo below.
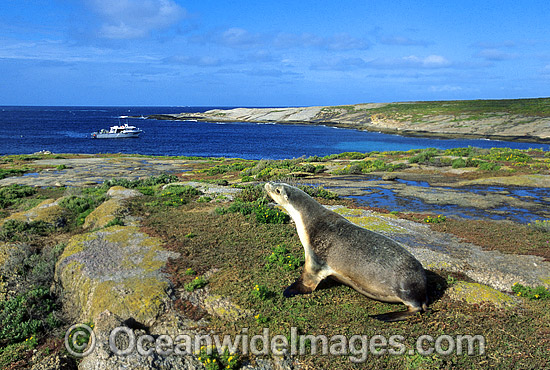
[91,122,143,139]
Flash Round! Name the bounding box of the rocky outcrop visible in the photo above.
[83,186,142,229]
[55,224,178,326]
[150,100,550,143]
[1,198,69,227]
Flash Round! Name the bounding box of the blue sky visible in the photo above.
[1,0,549,106]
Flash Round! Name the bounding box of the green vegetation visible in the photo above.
[0,168,29,180]
[529,219,550,233]
[0,184,36,208]
[356,98,550,120]
[102,174,179,189]
[424,215,447,224]
[196,346,241,370]
[184,275,208,292]
[0,220,53,242]
[59,194,104,227]
[408,148,439,164]
[265,244,303,271]
[0,243,65,367]
[512,283,550,300]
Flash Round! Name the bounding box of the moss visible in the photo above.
[448,281,518,308]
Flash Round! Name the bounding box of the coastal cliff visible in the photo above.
[150,98,550,143]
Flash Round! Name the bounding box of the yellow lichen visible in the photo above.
[2,198,68,226]
[83,199,124,229]
[448,281,517,308]
[333,207,403,233]
[539,277,550,288]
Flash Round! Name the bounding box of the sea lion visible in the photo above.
[264,182,428,322]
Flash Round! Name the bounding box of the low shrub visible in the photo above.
[0,220,53,242]
[408,148,439,164]
[0,184,36,208]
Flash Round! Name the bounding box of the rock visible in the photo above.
[447,281,520,308]
[30,353,77,370]
[381,174,398,181]
[54,226,179,326]
[1,198,69,227]
[78,311,197,370]
[107,186,144,200]
[83,199,126,229]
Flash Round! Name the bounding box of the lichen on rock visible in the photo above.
[1,198,69,227]
[83,198,125,229]
[55,225,179,326]
[447,281,519,308]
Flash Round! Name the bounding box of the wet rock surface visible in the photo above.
[0,157,195,187]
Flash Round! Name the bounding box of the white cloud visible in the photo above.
[379,35,431,46]
[273,32,368,50]
[430,85,463,92]
[475,48,517,61]
[88,0,186,39]
[310,54,452,71]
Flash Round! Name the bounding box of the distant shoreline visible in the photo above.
[148,98,550,145]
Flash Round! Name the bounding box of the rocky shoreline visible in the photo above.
[148,99,550,144]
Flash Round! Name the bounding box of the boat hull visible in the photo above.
[92,132,141,139]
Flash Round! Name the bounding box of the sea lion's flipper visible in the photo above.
[370,305,425,322]
[283,270,322,298]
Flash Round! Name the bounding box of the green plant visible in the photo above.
[408,148,439,164]
[197,196,212,203]
[254,313,269,324]
[104,218,124,228]
[0,220,53,242]
[512,283,550,300]
[0,184,36,208]
[184,268,196,276]
[254,203,290,224]
[184,276,208,292]
[196,346,240,370]
[299,185,339,200]
[65,321,94,356]
[266,244,303,271]
[102,174,179,189]
[0,287,59,346]
[251,284,272,300]
[529,219,550,233]
[424,215,446,224]
[234,184,266,203]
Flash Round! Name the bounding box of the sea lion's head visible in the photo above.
[264,182,291,206]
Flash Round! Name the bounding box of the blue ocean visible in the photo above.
[1,106,548,159]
